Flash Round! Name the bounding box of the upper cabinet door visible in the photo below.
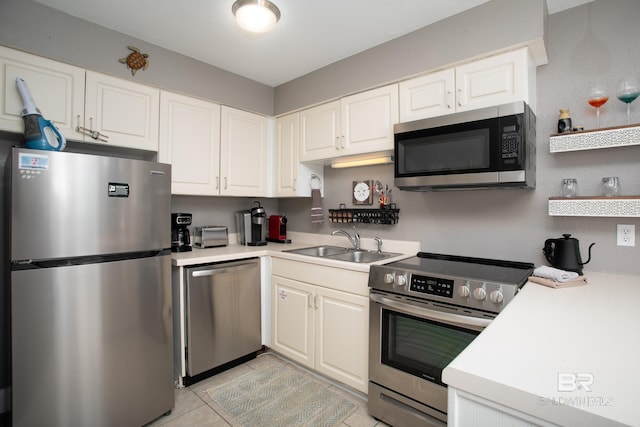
[455,48,530,112]
[159,91,221,196]
[85,71,160,151]
[220,106,268,197]
[299,100,341,162]
[0,46,85,140]
[399,69,455,122]
[341,84,399,156]
[275,113,299,197]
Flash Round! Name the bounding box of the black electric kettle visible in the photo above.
[543,234,595,275]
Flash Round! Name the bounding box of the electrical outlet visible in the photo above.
[617,224,635,247]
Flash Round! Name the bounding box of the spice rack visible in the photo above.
[329,205,400,224]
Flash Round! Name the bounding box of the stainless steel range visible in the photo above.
[368,252,534,427]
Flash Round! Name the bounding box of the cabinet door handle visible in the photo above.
[224,177,228,189]
[308,293,314,308]
[314,294,318,309]
[292,178,297,191]
[216,176,219,190]
[335,136,340,150]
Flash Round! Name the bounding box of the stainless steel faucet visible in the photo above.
[331,226,361,250]
[374,237,383,253]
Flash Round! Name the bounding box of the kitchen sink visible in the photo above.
[284,245,400,263]
[284,245,349,257]
[325,250,399,263]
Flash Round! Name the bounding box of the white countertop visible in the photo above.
[443,271,640,426]
[171,231,420,271]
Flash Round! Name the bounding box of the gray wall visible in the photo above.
[281,0,640,276]
[274,0,547,114]
[0,0,274,115]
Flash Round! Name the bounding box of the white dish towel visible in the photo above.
[533,265,579,282]
[310,188,324,223]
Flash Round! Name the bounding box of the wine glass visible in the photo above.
[616,77,640,125]
[588,84,609,129]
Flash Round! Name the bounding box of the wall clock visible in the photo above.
[352,180,373,205]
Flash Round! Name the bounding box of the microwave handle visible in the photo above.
[370,293,491,329]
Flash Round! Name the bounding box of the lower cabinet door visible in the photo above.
[271,276,315,369]
[315,287,369,393]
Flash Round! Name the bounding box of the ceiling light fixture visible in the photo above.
[232,0,281,34]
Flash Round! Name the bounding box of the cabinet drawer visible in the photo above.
[272,258,369,296]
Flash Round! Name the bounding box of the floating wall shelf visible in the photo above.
[549,124,640,153]
[548,196,640,217]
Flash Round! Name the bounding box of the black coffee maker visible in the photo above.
[235,201,267,246]
[171,213,192,252]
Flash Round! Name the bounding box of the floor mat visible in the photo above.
[206,364,357,427]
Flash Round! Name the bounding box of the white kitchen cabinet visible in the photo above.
[159,91,221,195]
[84,71,160,151]
[399,48,535,122]
[271,275,315,367]
[0,47,161,151]
[299,100,341,162]
[275,112,323,197]
[314,286,368,392]
[455,48,532,112]
[271,258,369,393]
[399,68,455,122]
[448,387,557,427]
[340,83,399,156]
[220,106,269,197]
[0,45,85,141]
[299,84,398,163]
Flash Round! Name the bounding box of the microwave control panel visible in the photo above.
[499,114,524,169]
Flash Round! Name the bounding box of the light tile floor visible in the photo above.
[144,351,389,427]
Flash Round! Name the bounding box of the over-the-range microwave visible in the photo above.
[394,101,536,191]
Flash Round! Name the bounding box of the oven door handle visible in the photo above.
[370,293,492,329]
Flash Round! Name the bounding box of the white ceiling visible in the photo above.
[34,0,592,87]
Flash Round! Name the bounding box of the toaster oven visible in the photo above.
[193,226,228,248]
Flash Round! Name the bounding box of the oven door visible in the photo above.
[368,291,490,426]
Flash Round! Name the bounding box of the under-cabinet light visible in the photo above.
[330,155,394,169]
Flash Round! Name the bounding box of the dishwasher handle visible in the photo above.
[190,260,258,278]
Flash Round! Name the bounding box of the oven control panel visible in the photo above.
[410,275,454,298]
[369,268,521,313]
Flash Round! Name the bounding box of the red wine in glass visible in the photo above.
[588,85,608,128]
[588,97,609,108]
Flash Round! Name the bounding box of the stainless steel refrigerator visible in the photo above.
[10,148,174,427]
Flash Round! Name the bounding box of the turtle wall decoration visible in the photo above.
[119,46,149,76]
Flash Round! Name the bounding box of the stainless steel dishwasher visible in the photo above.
[185,258,261,377]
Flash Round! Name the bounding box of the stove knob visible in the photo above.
[490,290,504,304]
[473,287,486,300]
[384,273,395,284]
[395,274,407,286]
[458,284,470,298]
